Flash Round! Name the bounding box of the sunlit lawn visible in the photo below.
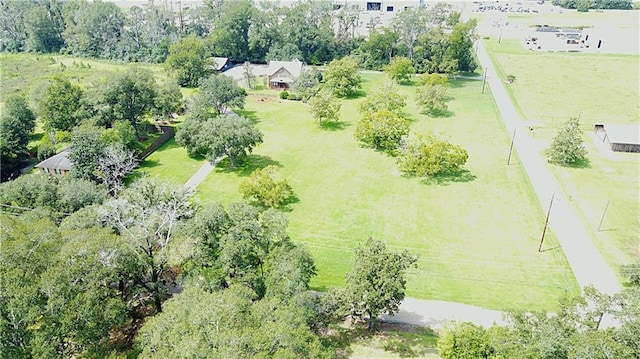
[137,138,205,186]
[195,72,578,311]
[483,37,640,268]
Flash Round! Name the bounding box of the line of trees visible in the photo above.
[1,171,419,357]
[1,0,478,74]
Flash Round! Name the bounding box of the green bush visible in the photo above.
[279,90,289,99]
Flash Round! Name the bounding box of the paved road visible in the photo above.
[475,42,621,297]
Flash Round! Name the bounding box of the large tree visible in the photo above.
[165,35,209,87]
[98,177,194,313]
[356,28,399,70]
[545,117,588,166]
[0,95,36,179]
[307,89,341,125]
[207,0,254,62]
[40,75,86,132]
[189,75,246,119]
[176,113,262,168]
[95,145,138,197]
[343,238,418,330]
[102,68,157,135]
[354,110,410,154]
[322,56,362,97]
[62,0,126,59]
[68,124,106,181]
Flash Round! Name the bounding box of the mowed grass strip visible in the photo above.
[483,37,640,268]
[195,73,578,310]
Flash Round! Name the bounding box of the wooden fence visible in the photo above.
[138,125,175,160]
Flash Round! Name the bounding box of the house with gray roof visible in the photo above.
[34,149,73,175]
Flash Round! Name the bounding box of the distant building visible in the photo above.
[266,59,303,90]
[35,149,73,175]
[209,57,230,72]
[594,124,640,153]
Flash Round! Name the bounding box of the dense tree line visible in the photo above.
[1,0,477,73]
[552,0,633,11]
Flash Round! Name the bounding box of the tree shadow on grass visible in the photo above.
[29,132,44,142]
[344,89,367,99]
[215,154,282,177]
[424,108,455,118]
[235,109,260,124]
[563,157,591,169]
[320,121,351,131]
[248,194,300,213]
[449,77,482,88]
[420,169,477,186]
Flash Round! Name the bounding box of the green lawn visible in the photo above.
[137,138,205,186]
[195,73,578,311]
[483,37,640,269]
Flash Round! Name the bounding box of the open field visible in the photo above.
[195,72,578,311]
[0,53,168,107]
[482,37,640,269]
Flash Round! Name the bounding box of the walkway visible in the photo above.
[183,156,224,191]
[475,42,620,296]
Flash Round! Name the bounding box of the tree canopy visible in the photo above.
[545,117,588,166]
[398,133,469,177]
[343,238,418,330]
[176,113,263,167]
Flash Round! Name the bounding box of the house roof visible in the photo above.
[267,59,303,78]
[210,57,229,71]
[35,149,73,171]
[602,124,640,145]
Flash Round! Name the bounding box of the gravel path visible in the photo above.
[381,298,505,330]
[475,42,620,296]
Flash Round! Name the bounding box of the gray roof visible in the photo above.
[35,149,73,171]
[210,57,228,71]
[602,124,640,145]
[267,59,303,78]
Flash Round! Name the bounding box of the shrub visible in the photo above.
[279,91,289,99]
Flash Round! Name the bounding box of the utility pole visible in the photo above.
[481,67,488,94]
[538,193,555,252]
[507,129,516,165]
[498,23,504,44]
[597,199,611,231]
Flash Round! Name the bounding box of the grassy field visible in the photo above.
[194,73,578,311]
[0,53,168,102]
[483,37,640,269]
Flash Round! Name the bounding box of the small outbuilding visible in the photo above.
[35,149,73,175]
[266,59,303,90]
[594,123,640,153]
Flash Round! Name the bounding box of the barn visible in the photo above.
[593,124,640,153]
